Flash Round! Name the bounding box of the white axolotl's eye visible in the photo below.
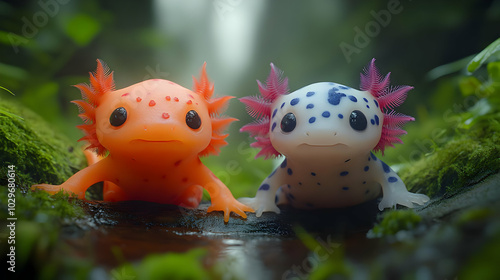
[349,110,367,131]
[280,112,297,133]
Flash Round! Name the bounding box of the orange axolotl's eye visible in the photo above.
[185,110,201,130]
[109,107,127,127]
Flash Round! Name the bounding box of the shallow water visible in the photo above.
[58,198,380,279]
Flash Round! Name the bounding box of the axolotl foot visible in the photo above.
[378,190,430,211]
[207,197,255,223]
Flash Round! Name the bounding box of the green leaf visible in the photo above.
[0,85,14,95]
[467,37,500,73]
[64,14,101,46]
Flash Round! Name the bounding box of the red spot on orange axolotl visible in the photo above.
[182,177,188,183]
[162,113,170,119]
[188,94,194,99]
[121,93,130,97]
[186,100,192,105]
[174,160,182,167]
[174,97,179,102]
[165,96,171,101]
[149,100,156,106]
[136,97,142,102]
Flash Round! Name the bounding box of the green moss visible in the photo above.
[400,128,500,197]
[0,98,85,188]
[368,210,422,238]
[0,99,89,278]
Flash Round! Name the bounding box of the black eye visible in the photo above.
[109,107,127,127]
[281,112,296,133]
[349,110,367,131]
[186,110,201,129]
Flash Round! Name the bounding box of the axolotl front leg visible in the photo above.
[194,164,254,222]
[32,157,113,199]
[238,164,287,217]
[370,154,430,210]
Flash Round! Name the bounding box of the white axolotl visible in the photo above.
[239,59,429,216]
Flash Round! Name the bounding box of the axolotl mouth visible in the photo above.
[130,139,183,144]
[299,143,347,148]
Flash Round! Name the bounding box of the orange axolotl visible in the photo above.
[33,59,253,222]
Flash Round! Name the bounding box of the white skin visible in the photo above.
[239,82,430,216]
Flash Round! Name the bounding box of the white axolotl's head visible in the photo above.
[269,83,383,159]
[240,59,414,160]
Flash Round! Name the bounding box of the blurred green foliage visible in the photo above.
[110,249,211,280]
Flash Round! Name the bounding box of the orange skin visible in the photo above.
[33,61,253,222]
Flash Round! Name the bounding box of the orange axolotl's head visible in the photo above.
[72,60,235,160]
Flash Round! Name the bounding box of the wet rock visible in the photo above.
[79,196,381,238]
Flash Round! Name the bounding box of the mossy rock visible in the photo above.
[400,117,500,198]
[0,98,85,189]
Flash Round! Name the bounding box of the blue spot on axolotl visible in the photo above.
[363,98,368,103]
[338,114,344,119]
[286,192,295,201]
[281,159,287,168]
[272,108,278,118]
[311,172,316,176]
[375,115,380,125]
[290,98,300,106]
[371,119,375,125]
[328,88,346,105]
[259,184,270,191]
[382,161,391,173]
[374,100,379,108]
[340,171,349,176]
[370,152,377,161]
[309,117,316,123]
[364,166,369,172]
[342,186,349,190]
[306,103,314,109]
[271,122,277,131]
[366,105,370,109]
[322,111,330,118]
[287,168,293,175]
[306,91,315,97]
[388,177,398,183]
[281,102,285,109]
[348,95,357,102]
